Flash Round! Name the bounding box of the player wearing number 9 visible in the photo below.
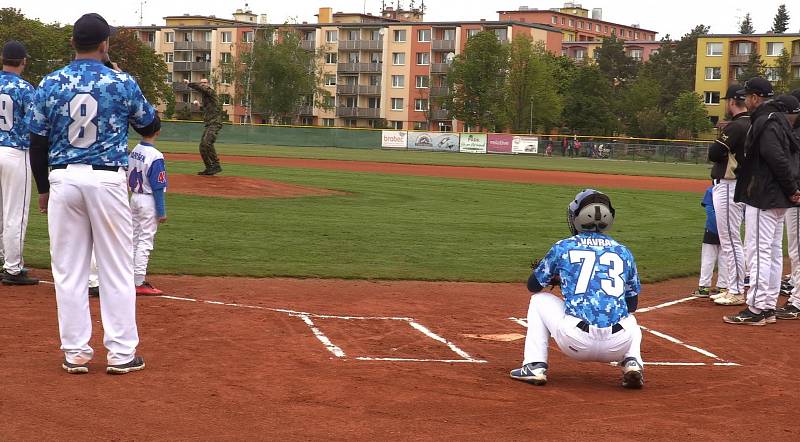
[510,189,645,388]
[26,13,160,375]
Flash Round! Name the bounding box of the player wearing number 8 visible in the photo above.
[510,189,644,388]
[27,13,160,374]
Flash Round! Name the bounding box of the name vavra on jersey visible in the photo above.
[578,237,616,247]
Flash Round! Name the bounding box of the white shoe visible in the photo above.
[710,289,729,300]
[620,357,644,389]
[714,292,745,306]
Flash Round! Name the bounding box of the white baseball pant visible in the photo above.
[699,243,729,288]
[0,147,32,275]
[744,205,786,312]
[522,292,642,366]
[88,251,99,289]
[785,207,800,309]
[713,180,746,295]
[131,193,159,286]
[48,165,139,365]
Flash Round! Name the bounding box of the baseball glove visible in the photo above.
[531,259,561,287]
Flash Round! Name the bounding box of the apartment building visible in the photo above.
[695,34,800,123]
[498,3,660,63]
[128,6,562,130]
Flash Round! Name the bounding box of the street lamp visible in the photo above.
[529,97,534,134]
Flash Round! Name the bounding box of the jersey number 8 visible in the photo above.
[0,93,13,131]
[569,250,625,297]
[68,93,98,148]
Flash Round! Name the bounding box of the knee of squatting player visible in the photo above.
[510,189,644,389]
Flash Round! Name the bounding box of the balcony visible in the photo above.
[792,54,800,64]
[172,81,190,92]
[298,105,314,115]
[338,39,383,50]
[430,63,449,73]
[729,53,752,64]
[336,107,381,118]
[337,62,383,73]
[336,107,358,117]
[174,41,212,51]
[301,40,316,51]
[337,84,358,94]
[173,61,211,72]
[430,86,450,97]
[358,85,381,95]
[432,40,456,51]
[431,109,450,120]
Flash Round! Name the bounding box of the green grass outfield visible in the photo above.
[23,158,705,284]
[156,141,713,180]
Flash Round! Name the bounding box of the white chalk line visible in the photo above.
[408,321,486,363]
[636,296,698,314]
[298,314,346,358]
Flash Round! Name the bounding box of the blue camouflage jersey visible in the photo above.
[0,71,35,149]
[26,59,156,166]
[533,231,641,327]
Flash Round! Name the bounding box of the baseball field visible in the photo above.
[2,142,797,440]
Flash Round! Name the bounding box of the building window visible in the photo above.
[182,32,192,42]
[604,25,608,33]
[595,24,601,32]
[416,52,430,65]
[634,32,639,39]
[569,19,574,27]
[221,52,232,63]
[164,52,174,63]
[704,91,720,105]
[392,75,405,88]
[221,71,233,84]
[204,31,212,42]
[705,67,722,80]
[736,42,753,55]
[393,29,406,42]
[347,52,360,63]
[628,49,643,61]
[344,119,357,127]
[443,29,456,40]
[467,29,480,38]
[325,52,337,64]
[551,16,557,24]
[706,42,723,56]
[242,31,254,43]
[417,29,431,42]
[577,21,583,29]
[370,52,381,63]
[165,32,174,43]
[392,52,405,65]
[415,75,429,88]
[324,74,337,86]
[765,67,780,82]
[346,29,359,41]
[414,98,428,111]
[413,121,429,130]
[220,94,232,105]
[390,121,403,129]
[324,96,335,108]
[767,42,784,56]
[391,98,404,110]
[494,28,507,41]
[322,118,335,127]
[367,97,380,109]
[326,30,338,43]
[561,17,566,25]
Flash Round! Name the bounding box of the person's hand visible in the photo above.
[39,193,49,214]
[158,216,168,224]
[183,79,189,84]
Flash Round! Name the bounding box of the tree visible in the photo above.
[562,65,617,135]
[773,48,794,93]
[618,75,662,136]
[445,31,509,131]
[109,29,173,110]
[738,52,767,82]
[666,91,711,138]
[247,28,332,124]
[0,7,72,85]
[641,25,710,110]
[739,13,755,34]
[595,35,638,86]
[634,108,667,138]
[771,4,790,33]
[505,37,562,133]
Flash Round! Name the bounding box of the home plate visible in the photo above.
[462,333,525,342]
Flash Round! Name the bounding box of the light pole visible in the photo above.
[529,97,534,134]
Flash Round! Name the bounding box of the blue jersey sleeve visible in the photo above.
[624,250,641,298]
[26,83,50,136]
[126,77,156,128]
[147,158,167,191]
[533,243,562,287]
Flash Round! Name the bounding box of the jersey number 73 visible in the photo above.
[569,250,625,297]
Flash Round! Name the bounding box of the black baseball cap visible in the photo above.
[773,94,800,115]
[2,40,27,60]
[73,13,115,46]
[722,84,745,101]
[791,89,800,103]
[737,77,774,98]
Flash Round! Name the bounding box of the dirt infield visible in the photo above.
[166,153,710,193]
[168,173,344,198]
[1,273,797,440]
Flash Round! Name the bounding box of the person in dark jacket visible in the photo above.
[707,84,750,306]
[727,79,800,326]
[777,89,800,320]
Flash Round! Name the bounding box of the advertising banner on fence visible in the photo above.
[381,130,408,149]
[459,133,487,154]
[487,134,513,153]
[512,136,539,154]
[407,132,460,152]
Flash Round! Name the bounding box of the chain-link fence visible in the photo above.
[534,137,713,164]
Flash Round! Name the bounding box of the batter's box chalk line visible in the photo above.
[156,295,486,364]
[508,294,740,367]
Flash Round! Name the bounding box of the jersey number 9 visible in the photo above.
[68,94,98,148]
[0,93,13,131]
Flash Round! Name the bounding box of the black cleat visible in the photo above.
[2,270,39,285]
[107,355,146,375]
[62,359,89,374]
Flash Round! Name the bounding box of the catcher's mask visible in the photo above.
[566,189,615,235]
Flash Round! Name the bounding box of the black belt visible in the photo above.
[576,320,623,333]
[51,164,121,172]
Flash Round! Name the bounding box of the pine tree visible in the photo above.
[739,13,755,34]
[771,4,789,33]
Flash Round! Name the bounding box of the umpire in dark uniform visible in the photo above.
[707,84,750,305]
[726,78,800,326]
[184,78,223,176]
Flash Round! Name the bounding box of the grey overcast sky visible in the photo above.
[7,0,800,38]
